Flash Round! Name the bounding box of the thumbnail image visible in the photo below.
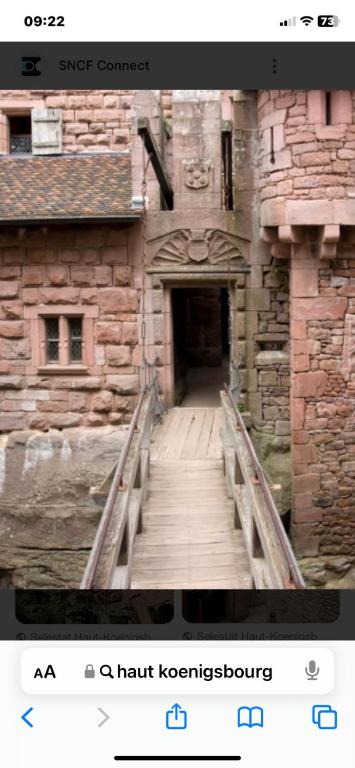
[15,589,174,625]
[0,89,354,590]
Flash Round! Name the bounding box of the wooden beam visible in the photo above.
[137,117,174,210]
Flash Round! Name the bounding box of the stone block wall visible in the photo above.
[257,89,355,204]
[0,224,141,432]
[246,264,290,422]
[0,90,136,152]
[290,252,355,566]
[233,92,291,511]
[0,89,174,154]
[257,89,355,572]
[248,264,291,515]
[172,90,222,211]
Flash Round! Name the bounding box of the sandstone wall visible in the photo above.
[257,89,355,577]
[0,89,173,153]
[0,425,125,587]
[290,254,355,578]
[257,89,355,203]
[252,264,291,515]
[233,92,291,512]
[0,89,135,151]
[0,224,141,432]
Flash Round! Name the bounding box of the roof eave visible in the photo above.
[0,214,143,226]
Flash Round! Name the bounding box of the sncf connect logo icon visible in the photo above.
[21,56,42,76]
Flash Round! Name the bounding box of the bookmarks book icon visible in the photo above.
[237,706,264,728]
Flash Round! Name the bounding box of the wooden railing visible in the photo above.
[80,377,161,590]
[221,387,305,589]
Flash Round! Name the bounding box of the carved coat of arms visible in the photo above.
[183,159,211,189]
[149,229,248,266]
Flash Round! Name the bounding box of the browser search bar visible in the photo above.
[21,647,334,695]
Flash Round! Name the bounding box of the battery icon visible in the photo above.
[318,15,340,26]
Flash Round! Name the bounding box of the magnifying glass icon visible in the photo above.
[100,664,114,679]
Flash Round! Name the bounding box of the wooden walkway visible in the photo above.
[130,408,252,589]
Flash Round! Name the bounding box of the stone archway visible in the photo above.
[142,216,250,409]
[165,280,232,407]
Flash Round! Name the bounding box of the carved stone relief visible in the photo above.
[182,159,211,189]
[149,228,247,266]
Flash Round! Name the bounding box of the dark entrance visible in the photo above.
[172,286,230,406]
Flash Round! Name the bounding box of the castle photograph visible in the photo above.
[0,89,354,590]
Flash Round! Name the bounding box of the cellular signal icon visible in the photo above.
[280,16,296,26]
[300,15,314,26]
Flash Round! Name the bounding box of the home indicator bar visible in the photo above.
[113,758,242,763]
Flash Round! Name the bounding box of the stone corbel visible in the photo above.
[261,224,341,260]
[278,225,304,244]
[260,227,288,258]
[318,224,340,260]
[260,225,304,259]
[260,226,278,244]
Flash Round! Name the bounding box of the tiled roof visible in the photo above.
[0,153,139,221]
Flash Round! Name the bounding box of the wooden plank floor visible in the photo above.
[131,408,252,589]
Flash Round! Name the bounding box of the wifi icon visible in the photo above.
[300,15,314,25]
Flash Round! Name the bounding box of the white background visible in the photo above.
[0,0,353,41]
[0,641,353,767]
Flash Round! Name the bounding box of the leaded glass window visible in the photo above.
[42,314,85,366]
[9,115,32,154]
[45,317,59,362]
[68,317,83,362]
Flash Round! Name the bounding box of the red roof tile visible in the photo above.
[0,153,139,221]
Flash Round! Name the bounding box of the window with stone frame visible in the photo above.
[45,317,60,362]
[307,90,352,127]
[24,304,98,374]
[0,108,63,155]
[9,114,32,154]
[43,315,83,365]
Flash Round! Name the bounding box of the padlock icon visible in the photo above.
[84,664,95,679]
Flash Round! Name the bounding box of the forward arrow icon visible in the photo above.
[98,707,110,728]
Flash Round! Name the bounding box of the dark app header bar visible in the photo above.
[3,42,355,88]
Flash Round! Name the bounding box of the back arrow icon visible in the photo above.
[21,708,34,728]
[98,707,109,728]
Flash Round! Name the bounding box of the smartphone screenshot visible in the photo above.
[0,1,354,765]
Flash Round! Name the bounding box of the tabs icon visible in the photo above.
[312,705,338,730]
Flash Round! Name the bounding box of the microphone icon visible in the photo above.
[305,660,320,680]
